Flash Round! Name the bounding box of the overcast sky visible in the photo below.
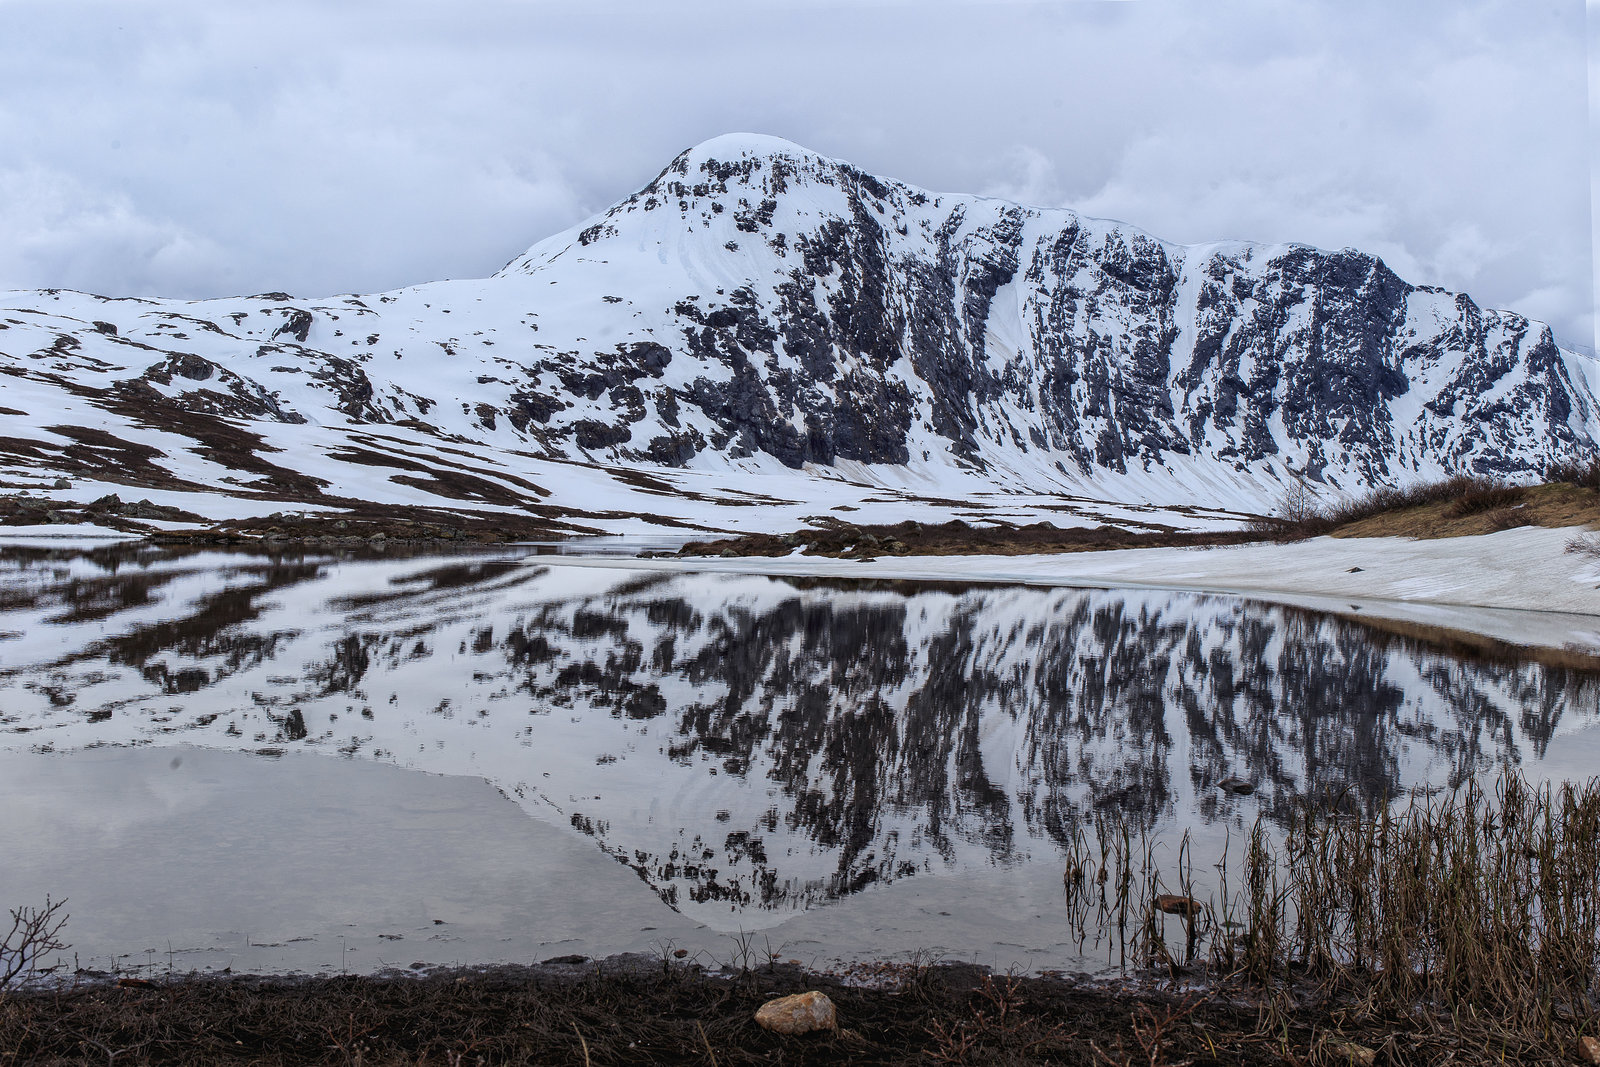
[1,0,1593,351]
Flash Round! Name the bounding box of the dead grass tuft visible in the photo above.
[1569,532,1600,560]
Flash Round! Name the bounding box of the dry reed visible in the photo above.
[1063,772,1600,1041]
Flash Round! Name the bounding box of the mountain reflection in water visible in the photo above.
[1,546,1595,921]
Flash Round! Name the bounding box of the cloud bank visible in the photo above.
[0,0,1591,349]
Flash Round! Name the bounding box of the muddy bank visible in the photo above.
[675,518,1259,560]
[171,506,569,547]
[0,489,581,546]
[674,479,1600,562]
[3,956,1577,1066]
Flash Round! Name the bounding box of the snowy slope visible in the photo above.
[1,133,1594,534]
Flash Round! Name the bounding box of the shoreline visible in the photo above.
[4,523,1598,653]
[541,527,1600,655]
[7,763,1597,1064]
[0,954,1577,1066]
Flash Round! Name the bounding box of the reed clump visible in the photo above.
[1063,772,1600,1047]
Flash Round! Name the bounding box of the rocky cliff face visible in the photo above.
[2,133,1595,513]
[493,133,1598,494]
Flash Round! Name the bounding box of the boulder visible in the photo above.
[754,991,837,1035]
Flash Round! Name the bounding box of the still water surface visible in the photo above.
[2,546,1597,976]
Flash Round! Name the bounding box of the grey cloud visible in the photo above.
[1589,0,1600,353]
[0,0,1591,350]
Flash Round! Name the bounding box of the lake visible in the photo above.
[2,545,1597,978]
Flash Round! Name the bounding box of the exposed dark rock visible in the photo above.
[507,389,564,429]
[271,309,313,343]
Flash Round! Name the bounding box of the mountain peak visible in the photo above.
[3,136,1595,526]
[676,132,826,164]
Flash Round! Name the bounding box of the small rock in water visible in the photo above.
[1578,1035,1600,1065]
[754,991,837,1035]
[1218,776,1254,795]
[1153,894,1204,918]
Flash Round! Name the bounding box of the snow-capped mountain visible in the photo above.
[2,133,1595,529]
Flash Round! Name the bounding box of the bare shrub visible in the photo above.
[1567,533,1600,558]
[1480,508,1529,532]
[0,896,69,990]
[1279,478,1320,524]
[1245,477,1333,540]
[1447,483,1525,516]
[1547,457,1600,492]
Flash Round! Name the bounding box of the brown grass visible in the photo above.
[0,956,1263,1066]
[1546,458,1600,493]
[1251,477,1600,542]
[683,475,1600,561]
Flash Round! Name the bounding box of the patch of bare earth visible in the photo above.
[1249,475,1600,543]
[1,492,206,532]
[180,505,584,546]
[677,518,1260,560]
